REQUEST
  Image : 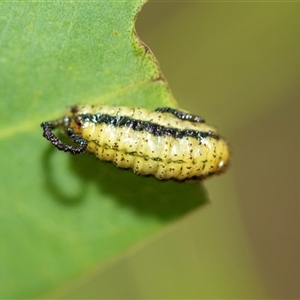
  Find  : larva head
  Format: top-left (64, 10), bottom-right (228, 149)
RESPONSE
top-left (63, 105), bottom-right (87, 134)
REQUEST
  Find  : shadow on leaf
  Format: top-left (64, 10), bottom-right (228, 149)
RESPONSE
top-left (42, 145), bottom-right (209, 220)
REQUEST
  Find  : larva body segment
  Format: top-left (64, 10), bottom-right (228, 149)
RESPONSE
top-left (41, 105), bottom-right (230, 180)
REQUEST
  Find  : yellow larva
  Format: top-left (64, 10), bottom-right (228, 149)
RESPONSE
top-left (41, 105), bottom-right (230, 180)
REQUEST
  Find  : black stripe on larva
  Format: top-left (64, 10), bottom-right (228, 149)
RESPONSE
top-left (154, 107), bottom-right (205, 123)
top-left (77, 113), bottom-right (220, 142)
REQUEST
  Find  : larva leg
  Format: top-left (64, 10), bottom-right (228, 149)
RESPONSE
top-left (41, 122), bottom-right (87, 155)
top-left (155, 107), bottom-right (205, 123)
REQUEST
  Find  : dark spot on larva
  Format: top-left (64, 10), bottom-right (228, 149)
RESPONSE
top-left (70, 105), bottom-right (79, 114)
top-left (153, 157), bottom-right (163, 162)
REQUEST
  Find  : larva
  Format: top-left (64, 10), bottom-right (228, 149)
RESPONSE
top-left (41, 105), bottom-right (230, 180)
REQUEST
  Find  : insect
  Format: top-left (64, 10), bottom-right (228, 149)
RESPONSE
top-left (41, 105), bottom-right (230, 180)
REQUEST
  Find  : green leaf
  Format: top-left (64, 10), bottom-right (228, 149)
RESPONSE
top-left (0, 1), bottom-right (206, 298)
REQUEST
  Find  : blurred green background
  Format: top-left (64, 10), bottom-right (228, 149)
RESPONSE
top-left (57, 2), bottom-right (300, 299)
top-left (136, 2), bottom-right (300, 298)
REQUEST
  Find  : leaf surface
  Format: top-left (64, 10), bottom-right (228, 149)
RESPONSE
top-left (0, 1), bottom-right (206, 297)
